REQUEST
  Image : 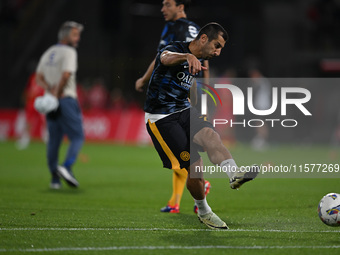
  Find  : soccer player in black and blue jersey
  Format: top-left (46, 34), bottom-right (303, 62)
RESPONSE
top-left (136, 0), bottom-right (210, 214)
top-left (136, 0), bottom-right (205, 93)
top-left (144, 23), bottom-right (259, 229)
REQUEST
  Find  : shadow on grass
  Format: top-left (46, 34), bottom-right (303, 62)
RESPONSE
top-left (42, 187), bottom-right (85, 195)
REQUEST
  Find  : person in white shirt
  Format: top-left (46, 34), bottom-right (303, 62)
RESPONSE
top-left (36, 21), bottom-right (84, 189)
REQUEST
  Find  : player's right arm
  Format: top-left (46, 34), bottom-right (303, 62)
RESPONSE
top-left (36, 73), bottom-right (50, 92)
top-left (160, 50), bottom-right (207, 75)
top-left (135, 58), bottom-right (156, 92)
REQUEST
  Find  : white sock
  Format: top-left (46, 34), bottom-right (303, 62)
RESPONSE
top-left (194, 197), bottom-right (212, 216)
top-left (220, 159), bottom-right (238, 178)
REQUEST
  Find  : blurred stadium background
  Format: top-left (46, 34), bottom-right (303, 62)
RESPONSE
top-left (1, 2), bottom-right (340, 253)
top-left (1, 0), bottom-right (340, 146)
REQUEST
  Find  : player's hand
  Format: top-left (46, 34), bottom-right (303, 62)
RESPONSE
top-left (186, 54), bottom-right (208, 75)
top-left (135, 77), bottom-right (146, 92)
top-left (49, 86), bottom-right (58, 98)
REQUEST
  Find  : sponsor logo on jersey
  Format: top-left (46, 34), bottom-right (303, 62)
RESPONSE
top-left (177, 72), bottom-right (194, 90)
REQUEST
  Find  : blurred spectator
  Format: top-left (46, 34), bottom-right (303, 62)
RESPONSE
top-left (87, 79), bottom-right (109, 111)
top-left (15, 72), bottom-right (45, 150)
top-left (213, 68), bottom-right (236, 144)
top-left (109, 87), bottom-right (128, 111)
top-left (76, 82), bottom-right (88, 110)
top-left (248, 68), bottom-right (271, 151)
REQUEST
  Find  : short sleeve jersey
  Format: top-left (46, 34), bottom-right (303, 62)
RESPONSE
top-left (144, 42), bottom-right (203, 114)
top-left (158, 18), bottom-right (200, 52)
top-left (36, 44), bottom-right (78, 98)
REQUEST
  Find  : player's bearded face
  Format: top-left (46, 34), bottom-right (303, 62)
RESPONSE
top-left (67, 28), bottom-right (81, 48)
top-left (201, 35), bottom-right (225, 60)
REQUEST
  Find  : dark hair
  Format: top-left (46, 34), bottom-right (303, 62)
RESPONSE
top-left (174, 0), bottom-right (191, 10)
top-left (196, 22), bottom-right (229, 42)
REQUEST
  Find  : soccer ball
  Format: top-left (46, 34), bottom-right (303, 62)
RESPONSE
top-left (318, 193), bottom-right (340, 226)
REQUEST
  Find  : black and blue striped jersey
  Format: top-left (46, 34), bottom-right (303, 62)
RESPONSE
top-left (144, 41), bottom-right (203, 114)
top-left (157, 18), bottom-right (200, 52)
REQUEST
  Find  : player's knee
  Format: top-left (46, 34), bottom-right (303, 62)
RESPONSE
top-left (76, 135), bottom-right (84, 146)
top-left (174, 168), bottom-right (188, 178)
top-left (70, 129), bottom-right (85, 142)
top-left (200, 128), bottom-right (222, 149)
top-left (79, 131), bottom-right (85, 141)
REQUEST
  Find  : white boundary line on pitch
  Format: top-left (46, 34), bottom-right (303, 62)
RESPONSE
top-left (1, 245), bottom-right (340, 252)
top-left (0, 227), bottom-right (340, 233)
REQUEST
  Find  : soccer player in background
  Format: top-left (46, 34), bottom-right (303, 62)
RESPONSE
top-left (16, 72), bottom-right (45, 150)
top-left (136, 0), bottom-right (210, 214)
top-left (144, 23), bottom-right (259, 229)
top-left (36, 21), bottom-right (84, 189)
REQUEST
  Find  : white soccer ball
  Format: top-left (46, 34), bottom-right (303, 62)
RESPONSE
top-left (318, 193), bottom-right (340, 227)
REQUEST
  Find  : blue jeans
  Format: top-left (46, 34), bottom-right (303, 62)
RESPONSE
top-left (46, 97), bottom-right (84, 175)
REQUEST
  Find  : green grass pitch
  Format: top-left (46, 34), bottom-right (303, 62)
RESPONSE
top-left (0, 141), bottom-right (340, 254)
